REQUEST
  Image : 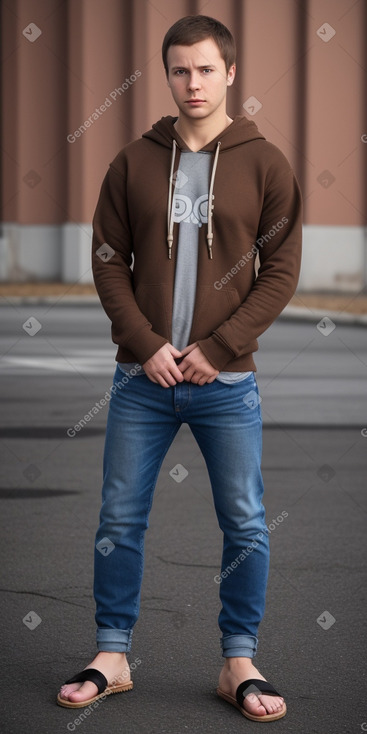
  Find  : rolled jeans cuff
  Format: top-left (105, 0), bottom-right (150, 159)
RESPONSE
top-left (221, 634), bottom-right (258, 658)
top-left (96, 627), bottom-right (133, 652)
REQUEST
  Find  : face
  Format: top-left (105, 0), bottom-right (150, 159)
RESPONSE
top-left (166, 37), bottom-right (236, 121)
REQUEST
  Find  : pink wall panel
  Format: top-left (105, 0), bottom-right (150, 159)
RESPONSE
top-left (1, 0), bottom-right (365, 226)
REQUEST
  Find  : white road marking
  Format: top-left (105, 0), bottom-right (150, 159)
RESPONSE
top-left (0, 353), bottom-right (116, 375)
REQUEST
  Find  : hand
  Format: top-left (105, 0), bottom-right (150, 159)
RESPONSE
top-left (142, 343), bottom-right (184, 388)
top-left (178, 343), bottom-right (219, 385)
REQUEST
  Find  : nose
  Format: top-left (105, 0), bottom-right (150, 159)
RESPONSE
top-left (188, 72), bottom-right (201, 91)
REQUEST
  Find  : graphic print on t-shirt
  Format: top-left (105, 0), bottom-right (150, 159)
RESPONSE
top-left (172, 192), bottom-right (208, 226)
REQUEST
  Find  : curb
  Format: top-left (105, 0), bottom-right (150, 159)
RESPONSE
top-left (279, 305), bottom-right (367, 326)
top-left (0, 295), bottom-right (100, 307)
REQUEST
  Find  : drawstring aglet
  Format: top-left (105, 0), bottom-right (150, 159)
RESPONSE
top-left (167, 234), bottom-right (173, 259)
top-left (207, 233), bottom-right (213, 259)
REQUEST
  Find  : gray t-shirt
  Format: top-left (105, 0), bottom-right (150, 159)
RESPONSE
top-left (120, 150), bottom-right (252, 384)
top-left (171, 152), bottom-right (210, 350)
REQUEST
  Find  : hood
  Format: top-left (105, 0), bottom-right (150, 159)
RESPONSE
top-left (142, 115), bottom-right (265, 260)
top-left (142, 114), bottom-right (265, 151)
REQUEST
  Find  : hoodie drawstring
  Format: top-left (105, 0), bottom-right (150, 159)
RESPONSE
top-left (206, 141), bottom-right (221, 259)
top-left (167, 139), bottom-right (178, 259)
top-left (166, 139), bottom-right (221, 260)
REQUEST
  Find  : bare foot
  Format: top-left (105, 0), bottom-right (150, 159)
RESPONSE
top-left (218, 657), bottom-right (285, 718)
top-left (59, 651), bottom-right (130, 704)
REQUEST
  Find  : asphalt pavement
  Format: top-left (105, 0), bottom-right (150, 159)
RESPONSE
top-left (0, 304), bottom-right (366, 734)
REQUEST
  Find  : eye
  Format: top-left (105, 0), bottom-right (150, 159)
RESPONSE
top-left (202, 68), bottom-right (213, 73)
top-left (174, 69), bottom-right (186, 75)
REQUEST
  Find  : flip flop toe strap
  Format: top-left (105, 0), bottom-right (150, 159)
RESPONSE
top-left (236, 678), bottom-right (282, 708)
top-left (64, 668), bottom-right (108, 695)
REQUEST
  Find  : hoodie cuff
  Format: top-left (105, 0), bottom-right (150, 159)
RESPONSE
top-left (123, 327), bottom-right (169, 365)
top-left (197, 335), bottom-right (234, 371)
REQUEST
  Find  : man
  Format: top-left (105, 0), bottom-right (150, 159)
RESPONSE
top-left (58, 15), bottom-right (302, 721)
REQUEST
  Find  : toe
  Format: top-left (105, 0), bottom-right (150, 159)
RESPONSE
top-left (243, 693), bottom-right (267, 717)
top-left (68, 681), bottom-right (99, 702)
top-left (65, 681), bottom-right (99, 703)
top-left (243, 693), bottom-right (285, 718)
top-left (258, 694), bottom-right (285, 715)
top-left (59, 683), bottom-right (81, 700)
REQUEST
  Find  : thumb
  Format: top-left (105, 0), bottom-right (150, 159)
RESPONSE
top-left (166, 343), bottom-right (182, 358)
top-left (180, 342), bottom-right (198, 356)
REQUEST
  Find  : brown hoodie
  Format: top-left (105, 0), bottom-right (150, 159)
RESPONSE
top-left (92, 114), bottom-right (302, 371)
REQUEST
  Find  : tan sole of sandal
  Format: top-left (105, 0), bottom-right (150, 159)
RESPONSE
top-left (57, 680), bottom-right (133, 709)
top-left (216, 687), bottom-right (287, 722)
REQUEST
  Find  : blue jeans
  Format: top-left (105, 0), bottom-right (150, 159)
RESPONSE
top-left (94, 366), bottom-right (269, 658)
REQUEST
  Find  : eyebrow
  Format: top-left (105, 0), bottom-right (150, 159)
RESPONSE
top-left (170, 64), bottom-right (216, 71)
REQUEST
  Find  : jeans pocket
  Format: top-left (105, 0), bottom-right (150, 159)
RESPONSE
top-left (241, 374), bottom-right (262, 416)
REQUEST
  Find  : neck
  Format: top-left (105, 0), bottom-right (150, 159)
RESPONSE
top-left (174, 110), bottom-right (233, 152)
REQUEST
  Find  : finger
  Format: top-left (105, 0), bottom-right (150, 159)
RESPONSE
top-left (162, 370), bottom-right (180, 387)
top-left (145, 369), bottom-right (172, 387)
top-left (194, 374), bottom-right (208, 385)
top-left (162, 353), bottom-right (185, 382)
top-left (180, 343), bottom-right (197, 357)
top-left (166, 344), bottom-right (183, 358)
top-left (152, 358), bottom-right (183, 383)
top-left (197, 375), bottom-right (209, 385)
top-left (168, 363), bottom-right (184, 382)
top-left (156, 374), bottom-right (174, 388)
top-left (177, 356), bottom-right (192, 373)
top-left (180, 366), bottom-right (195, 381)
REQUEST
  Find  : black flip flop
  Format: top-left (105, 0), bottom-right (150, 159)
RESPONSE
top-left (57, 667), bottom-right (133, 709)
top-left (217, 677), bottom-right (287, 721)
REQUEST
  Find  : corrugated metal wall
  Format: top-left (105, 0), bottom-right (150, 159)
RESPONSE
top-left (1, 0), bottom-right (366, 286)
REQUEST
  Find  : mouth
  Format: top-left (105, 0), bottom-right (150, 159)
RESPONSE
top-left (186, 99), bottom-right (205, 104)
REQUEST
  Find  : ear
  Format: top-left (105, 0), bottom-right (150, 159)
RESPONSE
top-left (227, 64), bottom-right (236, 86)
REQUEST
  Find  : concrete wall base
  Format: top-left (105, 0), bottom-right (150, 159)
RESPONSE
top-left (300, 225), bottom-right (366, 292)
top-left (61, 223), bottom-right (93, 283)
top-left (0, 223), bottom-right (93, 283)
top-left (0, 223), bottom-right (62, 281)
top-left (1, 223), bottom-right (366, 291)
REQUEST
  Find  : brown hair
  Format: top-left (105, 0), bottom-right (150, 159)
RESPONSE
top-left (162, 15), bottom-right (236, 76)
